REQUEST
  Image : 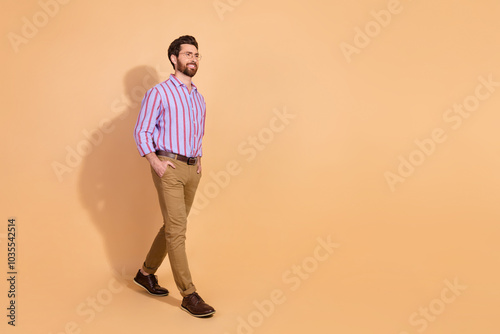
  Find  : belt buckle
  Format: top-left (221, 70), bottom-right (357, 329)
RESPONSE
top-left (187, 157), bottom-right (197, 165)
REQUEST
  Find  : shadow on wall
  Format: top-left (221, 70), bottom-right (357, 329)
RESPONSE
top-left (79, 65), bottom-right (164, 278)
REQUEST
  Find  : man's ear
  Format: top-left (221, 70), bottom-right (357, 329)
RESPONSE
top-left (170, 54), bottom-right (177, 68)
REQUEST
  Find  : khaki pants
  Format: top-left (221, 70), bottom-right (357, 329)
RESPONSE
top-left (142, 156), bottom-right (201, 297)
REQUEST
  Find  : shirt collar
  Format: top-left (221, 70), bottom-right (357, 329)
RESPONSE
top-left (170, 74), bottom-right (197, 91)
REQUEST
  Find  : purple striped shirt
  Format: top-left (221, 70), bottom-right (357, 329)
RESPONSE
top-left (134, 74), bottom-right (206, 157)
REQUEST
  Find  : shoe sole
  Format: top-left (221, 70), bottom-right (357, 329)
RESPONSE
top-left (181, 305), bottom-right (216, 318)
top-left (133, 279), bottom-right (169, 296)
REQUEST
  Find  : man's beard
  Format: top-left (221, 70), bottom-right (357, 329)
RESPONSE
top-left (180, 62), bottom-right (198, 77)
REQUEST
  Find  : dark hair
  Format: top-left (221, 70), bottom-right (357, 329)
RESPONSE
top-left (168, 35), bottom-right (198, 69)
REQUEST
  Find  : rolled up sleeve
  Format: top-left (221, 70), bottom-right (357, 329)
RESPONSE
top-left (133, 88), bottom-right (161, 156)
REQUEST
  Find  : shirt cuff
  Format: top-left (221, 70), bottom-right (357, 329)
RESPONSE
top-left (137, 143), bottom-right (155, 157)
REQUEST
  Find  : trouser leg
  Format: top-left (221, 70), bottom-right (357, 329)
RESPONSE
top-left (142, 224), bottom-right (167, 274)
top-left (143, 157), bottom-right (200, 296)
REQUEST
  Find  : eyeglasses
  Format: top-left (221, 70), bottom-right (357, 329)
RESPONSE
top-left (179, 52), bottom-right (202, 60)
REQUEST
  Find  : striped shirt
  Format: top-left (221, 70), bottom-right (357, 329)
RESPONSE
top-left (134, 74), bottom-right (206, 157)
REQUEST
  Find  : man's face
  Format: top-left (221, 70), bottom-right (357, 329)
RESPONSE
top-left (174, 44), bottom-right (199, 77)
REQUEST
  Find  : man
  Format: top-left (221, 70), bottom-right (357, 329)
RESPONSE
top-left (133, 35), bottom-right (215, 317)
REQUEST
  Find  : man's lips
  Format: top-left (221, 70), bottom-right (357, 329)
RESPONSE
top-left (187, 63), bottom-right (197, 69)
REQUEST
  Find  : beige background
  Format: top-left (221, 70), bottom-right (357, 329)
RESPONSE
top-left (2, 0), bottom-right (499, 333)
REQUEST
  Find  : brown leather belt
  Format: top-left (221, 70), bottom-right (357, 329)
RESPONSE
top-left (156, 150), bottom-right (197, 165)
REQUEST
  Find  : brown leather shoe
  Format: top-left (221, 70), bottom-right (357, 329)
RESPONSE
top-left (181, 292), bottom-right (216, 317)
top-left (133, 270), bottom-right (169, 296)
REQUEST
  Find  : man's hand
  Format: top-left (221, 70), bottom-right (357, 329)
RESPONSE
top-left (196, 156), bottom-right (202, 174)
top-left (145, 152), bottom-right (175, 177)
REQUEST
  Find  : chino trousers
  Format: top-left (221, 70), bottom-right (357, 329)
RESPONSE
top-left (142, 156), bottom-right (200, 297)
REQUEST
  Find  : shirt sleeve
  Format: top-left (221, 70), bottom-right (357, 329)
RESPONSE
top-left (133, 87), bottom-right (162, 156)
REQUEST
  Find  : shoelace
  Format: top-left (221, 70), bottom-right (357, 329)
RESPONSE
top-left (191, 292), bottom-right (204, 303)
top-left (148, 274), bottom-right (160, 287)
